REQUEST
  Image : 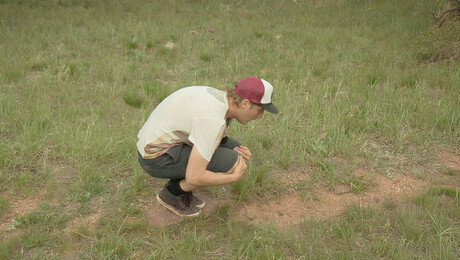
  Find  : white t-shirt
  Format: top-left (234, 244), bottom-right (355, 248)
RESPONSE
top-left (137, 86), bottom-right (229, 161)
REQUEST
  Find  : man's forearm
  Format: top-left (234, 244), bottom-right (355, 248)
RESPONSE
top-left (182, 146), bottom-right (245, 192)
top-left (180, 170), bottom-right (237, 191)
top-left (187, 169), bottom-right (237, 186)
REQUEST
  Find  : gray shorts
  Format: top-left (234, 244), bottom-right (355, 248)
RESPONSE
top-left (138, 137), bottom-right (241, 180)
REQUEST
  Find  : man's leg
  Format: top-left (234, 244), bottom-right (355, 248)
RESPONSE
top-left (138, 138), bottom-right (242, 216)
top-left (219, 136), bottom-right (241, 150)
top-left (138, 146), bottom-right (202, 217)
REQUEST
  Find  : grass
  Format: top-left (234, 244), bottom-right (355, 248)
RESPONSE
top-left (0, 0), bottom-right (459, 258)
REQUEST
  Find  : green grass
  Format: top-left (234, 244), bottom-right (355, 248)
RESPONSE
top-left (0, 0), bottom-right (459, 258)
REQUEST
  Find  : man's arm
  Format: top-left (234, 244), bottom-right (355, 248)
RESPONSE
top-left (180, 146), bottom-right (247, 192)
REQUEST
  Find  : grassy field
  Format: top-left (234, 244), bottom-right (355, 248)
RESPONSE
top-left (1, 0), bottom-right (459, 258)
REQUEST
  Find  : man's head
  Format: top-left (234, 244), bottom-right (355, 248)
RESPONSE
top-left (234, 77), bottom-right (279, 114)
top-left (226, 77), bottom-right (279, 124)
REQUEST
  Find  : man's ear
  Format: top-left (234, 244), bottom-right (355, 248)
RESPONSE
top-left (241, 99), bottom-right (250, 109)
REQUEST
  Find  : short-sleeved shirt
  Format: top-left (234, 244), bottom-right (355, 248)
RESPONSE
top-left (137, 86), bottom-right (229, 161)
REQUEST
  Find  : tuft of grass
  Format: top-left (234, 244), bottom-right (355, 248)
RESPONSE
top-left (395, 207), bottom-right (425, 241)
top-left (129, 170), bottom-right (147, 193)
top-left (20, 229), bottom-right (57, 249)
top-left (231, 164), bottom-right (273, 201)
top-left (339, 174), bottom-right (372, 193)
top-left (14, 203), bottom-right (69, 231)
top-left (427, 186), bottom-right (459, 198)
top-left (0, 197), bottom-right (8, 217)
top-left (127, 37), bottom-right (139, 50)
top-left (0, 238), bottom-right (16, 260)
top-left (382, 198), bottom-right (398, 210)
top-left (345, 203), bottom-right (378, 234)
top-left (444, 168), bottom-right (458, 176)
top-left (200, 53), bottom-right (214, 62)
top-left (122, 91), bottom-right (143, 108)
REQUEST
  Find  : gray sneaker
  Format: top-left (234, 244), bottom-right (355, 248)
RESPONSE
top-left (189, 192), bottom-right (205, 209)
top-left (157, 187), bottom-right (201, 217)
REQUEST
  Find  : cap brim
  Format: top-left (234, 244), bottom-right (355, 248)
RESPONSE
top-left (258, 103), bottom-right (279, 114)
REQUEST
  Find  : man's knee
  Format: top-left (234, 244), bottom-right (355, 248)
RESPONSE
top-left (206, 148), bottom-right (238, 173)
top-left (219, 137), bottom-right (241, 149)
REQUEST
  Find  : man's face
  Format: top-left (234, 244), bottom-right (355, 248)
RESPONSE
top-left (235, 100), bottom-right (264, 124)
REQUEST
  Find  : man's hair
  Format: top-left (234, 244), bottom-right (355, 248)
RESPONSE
top-left (226, 82), bottom-right (244, 106)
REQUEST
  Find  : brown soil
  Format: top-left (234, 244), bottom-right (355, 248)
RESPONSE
top-left (0, 194), bottom-right (43, 233)
top-left (62, 198), bottom-right (103, 235)
top-left (138, 170), bottom-right (432, 229)
top-left (231, 172), bottom-right (429, 228)
top-left (437, 149), bottom-right (460, 172)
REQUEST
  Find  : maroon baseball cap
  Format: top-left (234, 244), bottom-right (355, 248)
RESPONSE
top-left (235, 77), bottom-right (279, 114)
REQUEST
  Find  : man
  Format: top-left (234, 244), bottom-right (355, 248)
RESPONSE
top-left (137, 77), bottom-right (279, 217)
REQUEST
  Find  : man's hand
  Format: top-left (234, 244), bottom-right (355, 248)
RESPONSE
top-left (228, 155), bottom-right (247, 181)
top-left (233, 146), bottom-right (251, 163)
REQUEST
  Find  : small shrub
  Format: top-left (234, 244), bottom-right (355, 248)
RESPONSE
top-left (433, 0), bottom-right (460, 27)
top-left (417, 20), bottom-right (460, 62)
top-left (417, 0), bottom-right (460, 62)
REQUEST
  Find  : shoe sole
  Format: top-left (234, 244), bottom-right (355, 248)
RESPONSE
top-left (156, 194), bottom-right (201, 218)
top-left (195, 201), bottom-right (206, 209)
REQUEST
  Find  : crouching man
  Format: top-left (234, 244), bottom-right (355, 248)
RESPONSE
top-left (137, 77), bottom-right (279, 217)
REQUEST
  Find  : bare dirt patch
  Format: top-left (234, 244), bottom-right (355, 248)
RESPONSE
top-left (275, 166), bottom-right (313, 185)
top-left (140, 192), bottom-right (180, 226)
top-left (47, 158), bottom-right (78, 184)
top-left (141, 192), bottom-right (230, 226)
top-left (437, 149), bottom-right (460, 172)
top-left (0, 194), bottom-right (44, 234)
top-left (137, 168), bottom-right (434, 229)
top-left (63, 199), bottom-right (103, 235)
top-left (231, 172), bottom-right (430, 229)
top-left (435, 148), bottom-right (460, 187)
